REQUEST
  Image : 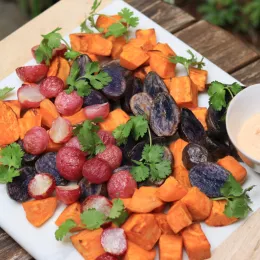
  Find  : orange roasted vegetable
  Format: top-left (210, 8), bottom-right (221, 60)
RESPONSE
top-left (182, 223), bottom-right (211, 260)
top-left (164, 79), bottom-right (172, 90)
top-left (123, 240), bottom-right (156, 260)
top-left (55, 202), bottom-right (85, 232)
top-left (108, 36), bottom-right (127, 59)
top-left (22, 197), bottom-right (57, 227)
top-left (189, 67), bottom-right (208, 92)
top-left (99, 108), bottom-right (130, 132)
top-left (205, 200), bottom-right (238, 227)
top-left (23, 108), bottom-right (41, 118)
top-left (156, 176), bottom-right (188, 202)
top-left (154, 213), bottom-right (174, 235)
top-left (46, 136), bottom-right (63, 152)
top-left (153, 43), bottom-right (176, 56)
top-left (134, 67), bottom-right (147, 81)
top-left (191, 107), bottom-right (208, 130)
top-left (0, 101), bottom-right (20, 146)
top-left (70, 33), bottom-right (91, 52)
top-left (217, 156), bottom-right (247, 184)
top-left (159, 234), bottom-right (183, 260)
top-left (47, 57), bottom-right (70, 84)
top-left (173, 166), bottom-right (191, 189)
top-left (128, 38), bottom-right (154, 52)
top-left (5, 100), bottom-right (21, 118)
top-left (96, 15), bottom-right (122, 33)
top-left (169, 76), bottom-right (198, 108)
top-left (47, 56), bottom-right (60, 77)
top-left (40, 99), bottom-right (59, 128)
top-left (63, 109), bottom-right (87, 125)
top-left (18, 115), bottom-right (42, 139)
top-left (127, 187), bottom-right (164, 213)
top-left (136, 28), bottom-right (157, 46)
top-left (122, 213), bottom-right (161, 251)
top-left (152, 204), bottom-right (165, 213)
top-left (167, 201), bottom-right (192, 234)
top-left (169, 139), bottom-right (188, 168)
top-left (71, 228), bottom-right (105, 260)
top-left (181, 187), bottom-right (213, 221)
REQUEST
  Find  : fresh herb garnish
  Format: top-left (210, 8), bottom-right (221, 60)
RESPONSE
top-left (66, 61), bottom-right (112, 97)
top-left (55, 219), bottom-right (77, 241)
top-left (213, 175), bottom-right (255, 218)
top-left (0, 143), bottom-right (24, 183)
top-left (169, 50), bottom-right (205, 73)
top-left (81, 208), bottom-right (106, 230)
top-left (208, 81), bottom-right (243, 111)
top-left (0, 87), bottom-right (14, 100)
top-left (80, 18), bottom-right (95, 33)
top-left (131, 144), bottom-right (172, 182)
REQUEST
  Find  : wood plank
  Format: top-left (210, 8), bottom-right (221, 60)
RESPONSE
top-left (175, 20), bottom-right (259, 73)
top-left (232, 59), bottom-right (260, 86)
top-left (0, 228), bottom-right (33, 260)
top-left (126, 0), bottom-right (195, 33)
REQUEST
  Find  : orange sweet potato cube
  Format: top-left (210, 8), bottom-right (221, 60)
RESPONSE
top-left (181, 187), bottom-right (212, 221)
top-left (189, 67), bottom-right (208, 92)
top-left (87, 34), bottom-right (112, 56)
top-left (182, 223), bottom-right (211, 260)
top-left (153, 43), bottom-right (176, 56)
top-left (205, 200), bottom-right (238, 227)
top-left (167, 201), bottom-right (192, 234)
top-left (96, 15), bottom-right (122, 33)
top-left (169, 76), bottom-right (198, 108)
top-left (217, 156), bottom-right (247, 184)
top-left (136, 28), bottom-right (157, 46)
top-left (169, 138), bottom-right (188, 168)
top-left (154, 213), bottom-right (174, 235)
top-left (164, 79), bottom-right (172, 90)
top-left (108, 36), bottom-right (127, 59)
top-left (173, 166), bottom-right (192, 189)
top-left (191, 107), bottom-right (208, 130)
top-left (69, 33), bottom-right (90, 52)
top-left (122, 213), bottom-right (161, 251)
top-left (156, 176), bottom-right (188, 202)
top-left (159, 234), bottom-right (183, 260)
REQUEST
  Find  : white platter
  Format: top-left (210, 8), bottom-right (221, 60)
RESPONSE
top-left (1, 1), bottom-right (260, 259)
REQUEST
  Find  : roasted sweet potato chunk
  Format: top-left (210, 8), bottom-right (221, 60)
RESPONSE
top-left (63, 109), bottom-right (86, 125)
top-left (96, 15), bottom-right (122, 33)
top-left (153, 43), bottom-right (176, 56)
top-left (169, 138), bottom-right (188, 168)
top-left (108, 36), bottom-right (127, 59)
top-left (191, 107), bottom-right (208, 130)
top-left (136, 28), bottom-right (157, 46)
top-left (189, 67), bottom-right (208, 92)
top-left (5, 100), bottom-right (21, 118)
top-left (18, 115), bottom-right (42, 139)
top-left (40, 99), bottom-right (59, 128)
top-left (173, 166), bottom-right (191, 189)
top-left (154, 213), bottom-right (174, 235)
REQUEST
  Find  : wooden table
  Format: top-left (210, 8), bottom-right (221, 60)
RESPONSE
top-left (1, 0), bottom-right (260, 259)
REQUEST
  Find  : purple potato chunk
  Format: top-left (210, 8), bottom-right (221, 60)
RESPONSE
top-left (17, 140), bottom-right (39, 166)
top-left (83, 90), bottom-right (108, 107)
top-left (35, 152), bottom-right (68, 186)
top-left (182, 143), bottom-right (211, 170)
top-left (73, 54), bottom-right (92, 78)
top-left (78, 178), bottom-right (107, 202)
top-left (189, 162), bottom-right (229, 197)
top-left (130, 92), bottom-right (153, 119)
top-left (7, 166), bottom-right (36, 202)
top-left (143, 71), bottom-right (168, 98)
top-left (121, 77), bottom-right (143, 113)
top-left (178, 108), bottom-right (206, 144)
top-left (150, 92), bottom-right (180, 136)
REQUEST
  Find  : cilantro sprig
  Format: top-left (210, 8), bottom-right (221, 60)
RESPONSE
top-left (213, 175), bottom-right (255, 219)
top-left (208, 81), bottom-right (243, 111)
top-left (0, 143), bottom-right (24, 183)
top-left (66, 61), bottom-right (112, 97)
top-left (55, 219), bottom-right (77, 241)
top-left (35, 28), bottom-right (80, 65)
top-left (131, 144), bottom-right (172, 182)
top-left (169, 50), bottom-right (205, 73)
top-left (0, 87), bottom-right (14, 100)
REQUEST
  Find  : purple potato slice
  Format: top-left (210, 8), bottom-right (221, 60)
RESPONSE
top-left (83, 90), bottom-right (108, 107)
top-left (130, 92), bottom-right (153, 119)
top-left (73, 54), bottom-right (92, 78)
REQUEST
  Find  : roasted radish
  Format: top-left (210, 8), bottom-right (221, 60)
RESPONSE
top-left (96, 253), bottom-right (118, 260)
top-left (56, 185), bottom-right (81, 205)
top-left (39, 76), bottom-right (64, 98)
top-left (31, 44), bottom-right (67, 61)
top-left (49, 117), bottom-right (72, 144)
top-left (28, 173), bottom-right (56, 200)
top-left (16, 64), bottom-right (49, 83)
top-left (17, 83), bottom-right (45, 108)
top-left (83, 102), bottom-right (110, 120)
top-left (97, 130), bottom-right (116, 146)
top-left (101, 228), bottom-right (127, 256)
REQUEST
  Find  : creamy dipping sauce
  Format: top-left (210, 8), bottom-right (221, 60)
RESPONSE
top-left (237, 113), bottom-right (260, 161)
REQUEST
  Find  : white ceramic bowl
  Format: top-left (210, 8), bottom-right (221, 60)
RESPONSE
top-left (226, 83), bottom-right (260, 172)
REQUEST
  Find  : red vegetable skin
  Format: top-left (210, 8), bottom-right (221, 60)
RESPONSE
top-left (49, 117), bottom-right (73, 144)
top-left (82, 158), bottom-right (112, 184)
top-left (56, 185), bottom-right (81, 205)
top-left (96, 253), bottom-right (118, 260)
top-left (101, 228), bottom-right (127, 256)
top-left (39, 76), bottom-right (64, 98)
top-left (84, 103), bottom-right (110, 120)
top-left (65, 136), bottom-right (88, 156)
top-left (96, 145), bottom-right (122, 170)
top-left (17, 84), bottom-right (45, 108)
top-left (23, 126), bottom-right (49, 155)
top-left (108, 170), bottom-right (137, 199)
top-left (16, 64), bottom-right (49, 83)
top-left (31, 44), bottom-right (67, 61)
top-left (55, 91), bottom-right (83, 116)
top-left (28, 173), bottom-right (56, 200)
top-left (97, 130), bottom-right (116, 146)
top-left (82, 195), bottom-right (112, 217)
top-left (56, 147), bottom-right (85, 181)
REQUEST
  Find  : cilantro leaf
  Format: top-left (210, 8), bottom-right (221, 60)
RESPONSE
top-left (105, 23), bottom-right (128, 38)
top-left (221, 174), bottom-right (243, 197)
top-left (118, 8), bottom-right (139, 27)
top-left (80, 19), bottom-right (94, 33)
top-left (230, 82), bottom-right (242, 95)
top-left (74, 80), bottom-right (92, 97)
top-left (112, 210), bottom-right (129, 227)
top-left (0, 166), bottom-right (20, 184)
top-left (109, 199), bottom-right (124, 219)
top-left (64, 50), bottom-right (81, 60)
top-left (131, 116), bottom-right (149, 141)
top-left (0, 87), bottom-right (14, 100)
top-left (91, 0), bottom-right (102, 14)
top-left (81, 208), bottom-right (106, 230)
top-left (131, 163), bottom-right (150, 182)
top-left (224, 197), bottom-right (251, 219)
top-left (43, 27), bottom-right (62, 49)
top-left (55, 219), bottom-right (77, 241)
top-left (142, 145), bottom-right (164, 164)
top-left (154, 160), bottom-right (172, 180)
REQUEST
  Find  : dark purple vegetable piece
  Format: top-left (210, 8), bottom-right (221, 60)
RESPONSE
top-left (78, 178), bottom-right (108, 202)
top-left (143, 71), bottom-right (168, 98)
top-left (182, 143), bottom-right (211, 170)
top-left (163, 146), bottom-right (173, 165)
top-left (189, 162), bottom-right (229, 198)
top-left (7, 166), bottom-right (36, 202)
top-left (82, 90), bottom-right (108, 107)
top-left (113, 165), bottom-right (132, 173)
top-left (73, 54), bottom-right (92, 78)
top-left (17, 140), bottom-right (39, 165)
top-left (150, 92), bottom-right (180, 137)
top-left (130, 92), bottom-right (153, 118)
top-left (178, 108), bottom-right (206, 144)
top-left (121, 77), bottom-right (143, 113)
top-left (35, 152), bottom-right (68, 186)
